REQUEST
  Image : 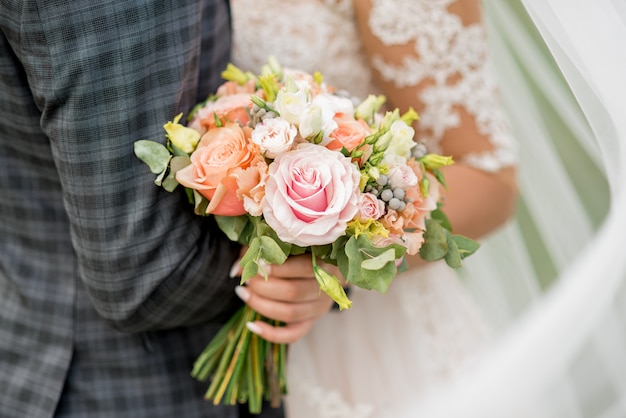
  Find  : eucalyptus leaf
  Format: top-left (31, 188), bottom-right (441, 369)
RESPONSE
top-left (162, 158), bottom-right (189, 192)
top-left (134, 140), bottom-right (172, 174)
top-left (450, 235), bottom-right (481, 259)
top-left (154, 168), bottom-right (167, 187)
top-left (241, 261), bottom-right (259, 283)
top-left (193, 190), bottom-right (210, 216)
top-left (330, 236), bottom-right (350, 260)
top-left (430, 208), bottom-right (452, 232)
top-left (259, 236), bottom-right (288, 265)
top-left (161, 174), bottom-right (179, 192)
top-left (419, 220), bottom-right (448, 261)
top-left (241, 237), bottom-right (261, 267)
top-left (257, 222), bottom-right (291, 256)
top-left (361, 248), bottom-right (396, 270)
top-left (215, 215), bottom-right (252, 242)
top-left (432, 168), bottom-right (447, 189)
top-left (444, 236), bottom-right (462, 268)
top-left (340, 235), bottom-right (404, 294)
top-left (240, 237), bottom-right (264, 282)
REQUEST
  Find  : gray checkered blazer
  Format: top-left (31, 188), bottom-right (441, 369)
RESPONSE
top-left (0, 1), bottom-right (283, 417)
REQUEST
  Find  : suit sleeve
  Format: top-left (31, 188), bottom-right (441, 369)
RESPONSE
top-left (14, 0), bottom-right (242, 333)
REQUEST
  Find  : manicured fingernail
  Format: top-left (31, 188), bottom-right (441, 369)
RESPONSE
top-left (234, 285), bottom-right (250, 302)
top-left (230, 260), bottom-right (242, 278)
top-left (246, 321), bottom-right (262, 336)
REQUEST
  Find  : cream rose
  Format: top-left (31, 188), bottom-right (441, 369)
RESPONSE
top-left (262, 143), bottom-right (361, 246)
top-left (251, 118), bottom-right (297, 159)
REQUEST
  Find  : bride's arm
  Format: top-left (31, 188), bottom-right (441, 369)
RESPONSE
top-left (353, 0), bottom-right (518, 267)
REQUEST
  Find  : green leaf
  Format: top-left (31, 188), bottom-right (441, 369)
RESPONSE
top-left (444, 236), bottom-right (462, 268)
top-left (259, 236), bottom-right (288, 265)
top-left (430, 208), bottom-right (452, 232)
top-left (339, 235), bottom-right (404, 294)
top-left (256, 222), bottom-right (291, 256)
top-left (419, 219), bottom-right (448, 261)
top-left (450, 234), bottom-right (481, 259)
top-left (161, 156), bottom-right (190, 192)
top-left (134, 140), bottom-right (172, 174)
top-left (432, 168), bottom-right (447, 189)
top-left (154, 167), bottom-right (167, 187)
top-left (241, 237), bottom-right (261, 282)
top-left (330, 236), bottom-right (350, 260)
top-left (360, 248), bottom-right (396, 270)
top-left (215, 215), bottom-right (252, 242)
top-left (192, 190), bottom-right (210, 216)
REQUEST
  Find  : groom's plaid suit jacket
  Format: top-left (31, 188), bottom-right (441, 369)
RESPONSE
top-left (0, 1), bottom-right (281, 417)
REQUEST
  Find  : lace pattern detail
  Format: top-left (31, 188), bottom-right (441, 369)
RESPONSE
top-left (232, 0), bottom-right (515, 172)
top-left (232, 0), bottom-right (374, 101)
top-left (287, 379), bottom-right (374, 418)
top-left (369, 0), bottom-right (517, 172)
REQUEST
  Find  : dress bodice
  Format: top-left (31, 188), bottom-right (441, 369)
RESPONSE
top-left (231, 0), bottom-right (517, 173)
top-left (232, 0), bottom-right (373, 100)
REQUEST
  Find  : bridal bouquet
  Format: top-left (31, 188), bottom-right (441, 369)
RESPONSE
top-left (134, 57), bottom-right (479, 414)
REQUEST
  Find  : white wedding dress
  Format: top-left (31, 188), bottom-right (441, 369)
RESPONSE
top-left (231, 1), bottom-right (517, 417)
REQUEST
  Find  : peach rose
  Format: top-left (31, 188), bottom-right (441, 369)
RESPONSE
top-left (233, 155), bottom-right (269, 217)
top-left (216, 79), bottom-right (258, 96)
top-left (189, 94), bottom-right (252, 134)
top-left (326, 113), bottom-right (371, 152)
top-left (176, 123), bottom-right (258, 216)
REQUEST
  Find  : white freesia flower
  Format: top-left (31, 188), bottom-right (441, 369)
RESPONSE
top-left (298, 105), bottom-right (323, 140)
top-left (309, 93), bottom-right (355, 145)
top-left (386, 120), bottom-right (416, 157)
top-left (274, 77), bottom-right (311, 125)
top-left (313, 93), bottom-right (355, 116)
top-left (251, 118), bottom-right (297, 159)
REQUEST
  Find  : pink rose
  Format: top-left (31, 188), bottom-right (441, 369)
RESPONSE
top-left (357, 192), bottom-right (385, 220)
top-left (262, 143), bottom-right (361, 247)
top-left (176, 123), bottom-right (258, 216)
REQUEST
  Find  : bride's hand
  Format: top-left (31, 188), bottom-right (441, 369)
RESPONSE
top-left (233, 254), bottom-right (335, 344)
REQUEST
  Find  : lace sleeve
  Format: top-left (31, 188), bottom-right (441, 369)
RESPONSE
top-left (354, 0), bottom-right (517, 173)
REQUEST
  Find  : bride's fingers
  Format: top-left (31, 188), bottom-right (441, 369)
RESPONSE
top-left (235, 285), bottom-right (333, 324)
top-left (246, 319), bottom-right (315, 344)
top-left (245, 275), bottom-right (321, 302)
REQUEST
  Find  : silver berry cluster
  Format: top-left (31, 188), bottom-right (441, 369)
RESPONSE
top-left (248, 102), bottom-right (278, 128)
top-left (411, 141), bottom-right (428, 159)
top-left (364, 174), bottom-right (409, 212)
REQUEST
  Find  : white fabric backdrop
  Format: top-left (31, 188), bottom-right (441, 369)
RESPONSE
top-left (404, 0), bottom-right (626, 416)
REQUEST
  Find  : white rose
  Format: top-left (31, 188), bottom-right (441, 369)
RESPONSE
top-left (387, 164), bottom-right (418, 189)
top-left (251, 118), bottom-right (297, 159)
